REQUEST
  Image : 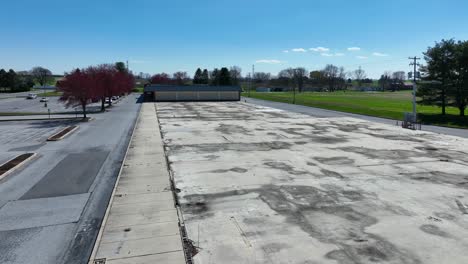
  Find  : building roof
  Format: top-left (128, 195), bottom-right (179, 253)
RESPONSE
top-left (144, 85), bottom-right (241, 92)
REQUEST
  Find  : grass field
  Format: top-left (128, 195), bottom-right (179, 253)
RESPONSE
top-left (36, 90), bottom-right (62, 97)
top-left (244, 91), bottom-right (467, 128)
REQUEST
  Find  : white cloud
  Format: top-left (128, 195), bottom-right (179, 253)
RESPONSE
top-left (310, 46), bottom-right (329, 52)
top-left (356, 56), bottom-right (368, 59)
top-left (320, 52), bottom-right (345, 57)
top-left (282, 50), bottom-right (289, 53)
top-left (372, 52), bottom-right (389, 57)
top-left (255, 59), bottom-right (283, 64)
top-left (291, 48), bottom-right (307, 52)
top-left (347, 47), bottom-right (361, 51)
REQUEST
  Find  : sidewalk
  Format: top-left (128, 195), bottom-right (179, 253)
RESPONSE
top-left (89, 103), bottom-right (185, 264)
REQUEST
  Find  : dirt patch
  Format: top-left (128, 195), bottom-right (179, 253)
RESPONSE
top-left (0, 153), bottom-right (35, 177)
top-left (47, 125), bottom-right (77, 141)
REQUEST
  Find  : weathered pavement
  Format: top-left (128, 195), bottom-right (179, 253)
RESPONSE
top-left (243, 97), bottom-right (468, 139)
top-left (157, 101), bottom-right (468, 264)
top-left (0, 94), bottom-right (141, 264)
top-left (91, 102), bottom-right (185, 263)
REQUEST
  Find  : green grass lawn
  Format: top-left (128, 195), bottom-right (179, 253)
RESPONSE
top-left (244, 91), bottom-right (467, 128)
top-left (36, 90), bottom-right (62, 97)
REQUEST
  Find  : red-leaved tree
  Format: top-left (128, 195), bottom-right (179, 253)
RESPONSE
top-left (58, 69), bottom-right (96, 118)
top-left (150, 73), bottom-right (173, 84)
top-left (58, 64), bottom-right (135, 116)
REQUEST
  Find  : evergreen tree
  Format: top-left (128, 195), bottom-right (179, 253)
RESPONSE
top-left (418, 39), bottom-right (457, 115)
top-left (201, 69), bottom-right (209, 84)
top-left (210, 68), bottom-right (220, 85)
top-left (219, 67), bottom-right (232, 86)
top-left (193, 68), bottom-right (202, 84)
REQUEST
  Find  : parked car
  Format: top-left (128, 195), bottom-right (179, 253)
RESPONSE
top-left (40, 97), bottom-right (48, 102)
top-left (111, 96), bottom-right (118, 100)
top-left (27, 93), bottom-right (37, 99)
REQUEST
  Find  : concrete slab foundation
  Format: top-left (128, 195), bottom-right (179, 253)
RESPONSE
top-left (157, 102), bottom-right (468, 264)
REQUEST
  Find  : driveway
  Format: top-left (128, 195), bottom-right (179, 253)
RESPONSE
top-left (0, 94), bottom-right (141, 264)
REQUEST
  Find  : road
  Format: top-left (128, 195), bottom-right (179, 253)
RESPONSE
top-left (243, 97), bottom-right (467, 138)
top-left (0, 94), bottom-right (141, 264)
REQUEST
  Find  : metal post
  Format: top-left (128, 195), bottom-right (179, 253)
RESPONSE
top-left (48, 109), bottom-right (50, 119)
top-left (409, 56), bottom-right (420, 123)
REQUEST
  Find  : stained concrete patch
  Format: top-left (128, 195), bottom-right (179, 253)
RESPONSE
top-left (20, 150), bottom-right (109, 200)
top-left (0, 193), bottom-right (89, 231)
top-left (420, 224), bottom-right (451, 238)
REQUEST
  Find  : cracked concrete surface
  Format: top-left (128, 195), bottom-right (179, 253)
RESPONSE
top-left (156, 102), bottom-right (468, 264)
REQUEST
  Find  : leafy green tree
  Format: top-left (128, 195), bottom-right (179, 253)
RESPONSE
top-left (418, 39), bottom-right (457, 115)
top-left (193, 68), bottom-right (202, 84)
top-left (5, 69), bottom-right (17, 89)
top-left (115, 62), bottom-right (127, 72)
top-left (452, 40), bottom-right (468, 116)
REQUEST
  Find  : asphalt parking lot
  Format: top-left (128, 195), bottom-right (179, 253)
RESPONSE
top-left (157, 102), bottom-right (468, 264)
top-left (0, 94), bottom-right (141, 264)
top-left (0, 96), bottom-right (101, 113)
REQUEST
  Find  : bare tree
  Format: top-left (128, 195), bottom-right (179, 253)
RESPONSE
top-left (31, 66), bottom-right (52, 87)
top-left (321, 64), bottom-right (339, 92)
top-left (173, 71), bottom-right (188, 85)
top-left (253, 72), bottom-right (271, 83)
top-left (229, 66), bottom-right (242, 85)
top-left (378, 71), bottom-right (392, 91)
top-left (278, 68), bottom-right (295, 79)
top-left (392, 71), bottom-right (406, 81)
top-left (353, 66), bottom-right (366, 87)
top-left (293, 67), bottom-right (307, 92)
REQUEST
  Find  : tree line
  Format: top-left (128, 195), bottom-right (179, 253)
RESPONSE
top-left (150, 66), bottom-right (242, 86)
top-left (418, 39), bottom-right (468, 116)
top-left (57, 62), bottom-right (134, 118)
top-left (146, 65), bottom-right (411, 93)
top-left (0, 67), bottom-right (53, 92)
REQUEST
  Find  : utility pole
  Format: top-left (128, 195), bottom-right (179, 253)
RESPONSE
top-left (126, 60), bottom-right (129, 71)
top-left (408, 56), bottom-right (420, 123)
top-left (251, 64), bottom-right (255, 96)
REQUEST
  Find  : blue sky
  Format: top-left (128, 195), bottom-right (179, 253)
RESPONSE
top-left (1, 0), bottom-right (468, 78)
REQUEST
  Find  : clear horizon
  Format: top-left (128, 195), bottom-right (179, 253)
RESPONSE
top-left (2, 0), bottom-right (468, 78)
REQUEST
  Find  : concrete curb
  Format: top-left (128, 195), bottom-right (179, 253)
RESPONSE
top-left (0, 117), bottom-right (80, 122)
top-left (47, 126), bottom-right (79, 141)
top-left (0, 153), bottom-right (38, 181)
top-left (87, 104), bottom-right (141, 264)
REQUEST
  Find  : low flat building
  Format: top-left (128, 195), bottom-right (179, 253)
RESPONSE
top-left (144, 85), bottom-right (241, 101)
